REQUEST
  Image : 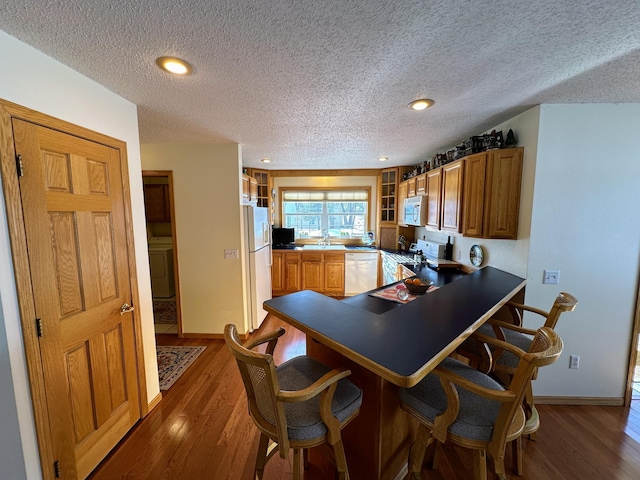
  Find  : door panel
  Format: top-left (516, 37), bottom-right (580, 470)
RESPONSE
top-left (13, 118), bottom-right (140, 479)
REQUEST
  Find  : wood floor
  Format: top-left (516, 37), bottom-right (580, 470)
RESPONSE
top-left (89, 315), bottom-right (640, 480)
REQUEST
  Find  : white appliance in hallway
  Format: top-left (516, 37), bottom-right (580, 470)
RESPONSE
top-left (148, 236), bottom-right (175, 298)
top-left (243, 206), bottom-right (272, 331)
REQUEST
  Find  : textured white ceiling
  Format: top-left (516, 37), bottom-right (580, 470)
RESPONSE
top-left (1, 1), bottom-right (639, 169)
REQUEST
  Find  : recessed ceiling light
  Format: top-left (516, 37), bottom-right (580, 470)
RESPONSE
top-left (156, 56), bottom-right (193, 75)
top-left (261, 158), bottom-right (271, 163)
top-left (408, 99), bottom-right (434, 111)
top-left (378, 156), bottom-right (389, 162)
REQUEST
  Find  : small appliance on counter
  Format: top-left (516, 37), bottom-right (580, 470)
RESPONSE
top-left (416, 239), bottom-right (461, 271)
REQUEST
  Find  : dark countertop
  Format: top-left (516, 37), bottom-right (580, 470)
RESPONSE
top-left (264, 266), bottom-right (526, 388)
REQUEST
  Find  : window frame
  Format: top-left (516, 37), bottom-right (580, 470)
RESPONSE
top-left (280, 186), bottom-right (373, 240)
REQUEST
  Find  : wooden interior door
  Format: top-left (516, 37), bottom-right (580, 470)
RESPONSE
top-left (13, 119), bottom-right (140, 479)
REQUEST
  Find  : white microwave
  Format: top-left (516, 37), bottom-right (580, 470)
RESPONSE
top-left (403, 196), bottom-right (428, 226)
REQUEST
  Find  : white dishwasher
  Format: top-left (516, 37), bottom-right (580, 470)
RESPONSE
top-left (344, 252), bottom-right (379, 296)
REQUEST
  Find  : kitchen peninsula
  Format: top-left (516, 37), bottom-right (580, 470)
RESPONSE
top-left (264, 266), bottom-right (525, 480)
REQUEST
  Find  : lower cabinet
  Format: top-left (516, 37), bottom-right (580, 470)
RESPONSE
top-left (272, 251), bottom-right (344, 296)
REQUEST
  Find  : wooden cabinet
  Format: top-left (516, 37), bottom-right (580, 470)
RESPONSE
top-left (416, 173), bottom-right (426, 196)
top-left (324, 254), bottom-right (345, 294)
top-left (462, 148), bottom-right (523, 239)
top-left (397, 181), bottom-right (408, 226)
top-left (272, 251), bottom-right (344, 296)
top-left (241, 174), bottom-right (258, 204)
top-left (425, 168), bottom-right (442, 229)
top-left (302, 253), bottom-right (324, 292)
top-left (249, 168), bottom-right (270, 208)
top-left (143, 184), bottom-right (170, 222)
top-left (271, 251), bottom-right (284, 295)
top-left (407, 177), bottom-right (416, 197)
top-left (441, 160), bottom-right (464, 233)
top-left (380, 168), bottom-right (398, 224)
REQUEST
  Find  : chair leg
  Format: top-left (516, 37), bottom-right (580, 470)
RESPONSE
top-left (303, 448), bottom-right (309, 470)
top-left (472, 449), bottom-right (487, 480)
top-left (332, 438), bottom-right (350, 480)
top-left (512, 436), bottom-right (523, 476)
top-left (493, 456), bottom-right (507, 480)
top-left (293, 448), bottom-right (302, 480)
top-left (408, 423), bottom-right (432, 478)
top-left (254, 433), bottom-right (270, 480)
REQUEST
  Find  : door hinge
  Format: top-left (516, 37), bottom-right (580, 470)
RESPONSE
top-left (54, 460), bottom-right (61, 478)
top-left (36, 318), bottom-right (43, 337)
top-left (15, 154), bottom-right (24, 177)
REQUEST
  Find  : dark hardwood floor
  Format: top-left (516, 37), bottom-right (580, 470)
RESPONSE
top-left (89, 315), bottom-right (640, 479)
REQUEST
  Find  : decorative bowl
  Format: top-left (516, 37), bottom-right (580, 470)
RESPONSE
top-left (403, 278), bottom-right (433, 294)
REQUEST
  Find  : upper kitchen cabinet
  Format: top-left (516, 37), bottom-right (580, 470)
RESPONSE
top-left (406, 177), bottom-right (416, 197)
top-left (379, 167), bottom-right (398, 224)
top-left (397, 180), bottom-right (408, 226)
top-left (248, 168), bottom-right (270, 208)
top-left (242, 173), bottom-right (258, 204)
top-left (415, 173), bottom-right (427, 196)
top-left (462, 148), bottom-right (523, 239)
top-left (425, 168), bottom-right (442, 229)
top-left (441, 160), bottom-right (464, 233)
top-left (143, 183), bottom-right (170, 222)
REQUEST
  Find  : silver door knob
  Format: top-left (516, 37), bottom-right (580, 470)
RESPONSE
top-left (120, 303), bottom-right (135, 315)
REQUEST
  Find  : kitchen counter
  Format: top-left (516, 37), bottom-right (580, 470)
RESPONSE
top-left (264, 266), bottom-right (525, 387)
top-left (272, 244), bottom-right (378, 251)
top-left (263, 266), bottom-right (525, 480)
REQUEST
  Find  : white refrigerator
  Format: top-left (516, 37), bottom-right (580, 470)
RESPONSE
top-left (243, 206), bottom-right (272, 331)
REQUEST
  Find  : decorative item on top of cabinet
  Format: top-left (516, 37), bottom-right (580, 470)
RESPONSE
top-left (143, 183), bottom-right (170, 222)
top-left (441, 159), bottom-right (464, 233)
top-left (462, 148), bottom-right (523, 239)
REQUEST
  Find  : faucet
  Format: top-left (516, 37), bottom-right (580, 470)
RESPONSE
top-left (322, 229), bottom-right (331, 246)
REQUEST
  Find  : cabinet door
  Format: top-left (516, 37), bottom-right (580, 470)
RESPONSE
top-left (426, 168), bottom-right (442, 229)
top-left (483, 148), bottom-right (523, 239)
top-left (271, 252), bottom-right (284, 295)
top-left (302, 254), bottom-right (324, 292)
top-left (284, 253), bottom-right (301, 293)
top-left (250, 169), bottom-right (270, 208)
top-left (250, 177), bottom-right (258, 202)
top-left (416, 174), bottom-right (426, 196)
top-left (441, 160), bottom-right (464, 233)
top-left (241, 175), bottom-right (250, 202)
top-left (407, 178), bottom-right (416, 197)
top-left (143, 184), bottom-right (169, 222)
top-left (397, 182), bottom-right (408, 225)
top-left (462, 153), bottom-right (487, 237)
top-left (380, 168), bottom-right (398, 224)
top-left (324, 254), bottom-right (345, 295)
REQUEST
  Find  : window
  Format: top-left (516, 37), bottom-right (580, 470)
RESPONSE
top-left (282, 188), bottom-right (369, 239)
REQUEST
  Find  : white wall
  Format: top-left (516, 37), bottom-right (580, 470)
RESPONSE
top-left (140, 144), bottom-right (248, 334)
top-left (526, 104), bottom-right (640, 400)
top-left (0, 29), bottom-right (158, 478)
top-left (417, 107), bottom-right (541, 278)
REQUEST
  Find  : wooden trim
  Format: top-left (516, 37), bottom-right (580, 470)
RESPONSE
top-left (0, 98), bottom-right (148, 473)
top-left (270, 169), bottom-right (380, 177)
top-left (146, 392), bottom-right (163, 413)
top-left (624, 271), bottom-right (640, 406)
top-left (534, 396), bottom-right (624, 406)
top-left (142, 170), bottom-right (183, 338)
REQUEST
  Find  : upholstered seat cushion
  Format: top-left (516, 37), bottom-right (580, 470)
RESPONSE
top-left (400, 357), bottom-right (505, 442)
top-left (476, 324), bottom-right (532, 369)
top-left (276, 356), bottom-right (363, 442)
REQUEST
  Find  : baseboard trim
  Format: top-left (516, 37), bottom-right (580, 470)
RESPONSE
top-left (534, 396), bottom-right (624, 406)
top-left (145, 392), bottom-right (163, 416)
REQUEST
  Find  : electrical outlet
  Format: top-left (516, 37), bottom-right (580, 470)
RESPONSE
top-left (569, 355), bottom-right (580, 369)
top-left (224, 249), bottom-right (238, 259)
top-left (543, 269), bottom-right (560, 284)
top-left (456, 249), bottom-right (461, 260)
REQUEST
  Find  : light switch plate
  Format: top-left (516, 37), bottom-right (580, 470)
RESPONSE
top-left (224, 249), bottom-right (238, 259)
top-left (543, 269), bottom-right (560, 284)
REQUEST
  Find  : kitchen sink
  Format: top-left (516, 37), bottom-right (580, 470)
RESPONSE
top-left (302, 245), bottom-right (346, 250)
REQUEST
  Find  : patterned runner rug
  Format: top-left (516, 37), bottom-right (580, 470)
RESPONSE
top-left (156, 346), bottom-right (206, 390)
top-left (153, 300), bottom-right (177, 324)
